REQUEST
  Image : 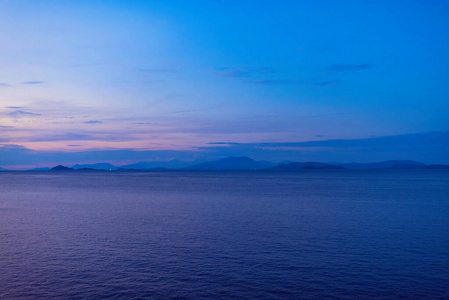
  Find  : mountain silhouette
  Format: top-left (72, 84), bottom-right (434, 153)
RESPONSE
top-left (50, 165), bottom-right (74, 171)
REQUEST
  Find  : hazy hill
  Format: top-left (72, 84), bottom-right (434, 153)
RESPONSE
top-left (184, 156), bottom-right (275, 170)
top-left (50, 165), bottom-right (74, 171)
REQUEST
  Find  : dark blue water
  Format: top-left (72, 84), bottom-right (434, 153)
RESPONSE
top-left (1, 170), bottom-right (448, 299)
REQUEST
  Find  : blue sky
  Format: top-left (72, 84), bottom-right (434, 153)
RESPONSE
top-left (0, 0), bottom-right (448, 168)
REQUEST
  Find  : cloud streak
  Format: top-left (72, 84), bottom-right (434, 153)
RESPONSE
top-left (22, 81), bottom-right (45, 85)
top-left (214, 67), bottom-right (339, 88)
top-left (213, 67), bottom-right (276, 78)
top-left (138, 68), bottom-right (178, 73)
top-left (27, 132), bottom-right (137, 142)
top-left (210, 131), bottom-right (449, 149)
top-left (162, 106), bottom-right (218, 115)
top-left (7, 110), bottom-right (41, 117)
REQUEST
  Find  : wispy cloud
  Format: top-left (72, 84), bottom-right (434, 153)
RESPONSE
top-left (7, 110), bottom-right (41, 117)
top-left (328, 64), bottom-right (373, 72)
top-left (214, 67), bottom-right (338, 88)
top-left (207, 131), bottom-right (449, 149)
top-left (0, 83), bottom-right (11, 87)
top-left (162, 106), bottom-right (217, 115)
top-left (26, 131), bottom-right (138, 143)
top-left (138, 68), bottom-right (178, 73)
top-left (6, 106), bottom-right (23, 109)
top-left (248, 79), bottom-right (339, 87)
top-left (132, 122), bottom-right (153, 125)
top-left (69, 62), bottom-right (105, 68)
top-left (207, 142), bottom-right (240, 145)
top-left (213, 67), bottom-right (276, 78)
top-left (84, 120), bottom-right (103, 124)
top-left (163, 109), bottom-right (197, 115)
top-left (22, 81), bottom-right (45, 85)
top-left (29, 132), bottom-right (94, 142)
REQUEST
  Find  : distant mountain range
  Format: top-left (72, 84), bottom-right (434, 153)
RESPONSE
top-left (1, 157), bottom-right (449, 171)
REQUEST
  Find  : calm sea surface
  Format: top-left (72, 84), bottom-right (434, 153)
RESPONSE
top-left (0, 170), bottom-right (448, 299)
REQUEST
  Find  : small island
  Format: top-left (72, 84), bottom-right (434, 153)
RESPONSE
top-left (50, 165), bottom-right (74, 171)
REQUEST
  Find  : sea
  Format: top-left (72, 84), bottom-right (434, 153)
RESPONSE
top-left (0, 170), bottom-right (448, 299)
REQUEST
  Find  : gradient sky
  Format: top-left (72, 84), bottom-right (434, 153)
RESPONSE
top-left (1, 0), bottom-right (448, 169)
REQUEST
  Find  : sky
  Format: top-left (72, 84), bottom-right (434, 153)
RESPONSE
top-left (0, 0), bottom-right (448, 169)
